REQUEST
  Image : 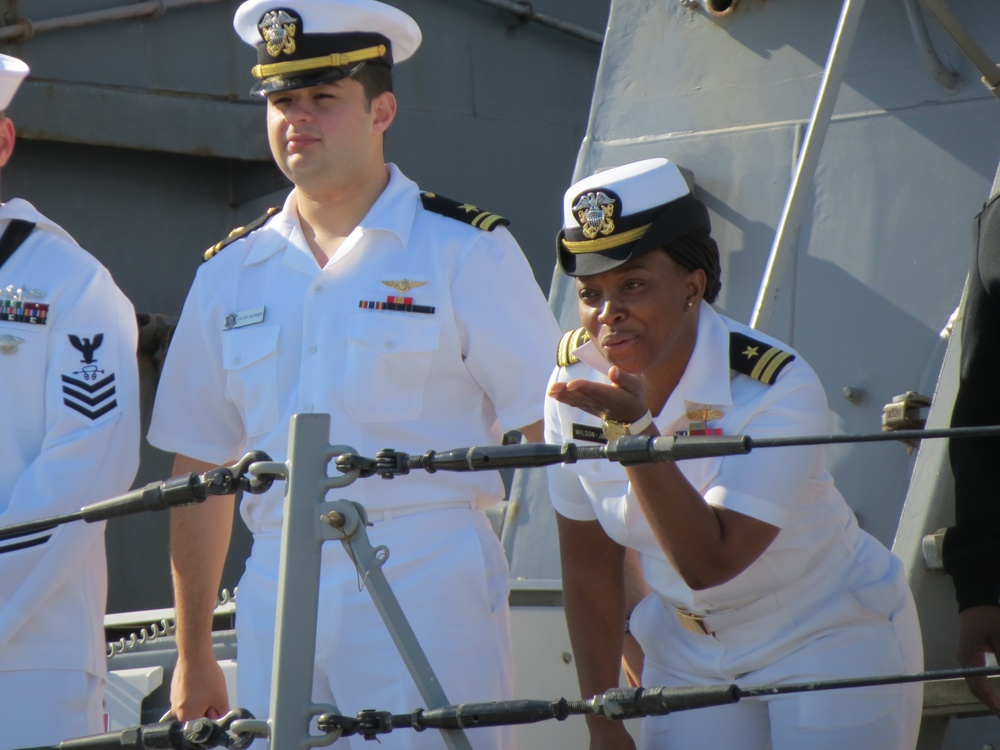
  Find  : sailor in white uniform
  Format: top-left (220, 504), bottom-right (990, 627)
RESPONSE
top-left (0, 54), bottom-right (140, 748)
top-left (147, 2), bottom-right (560, 747)
top-left (545, 158), bottom-right (923, 749)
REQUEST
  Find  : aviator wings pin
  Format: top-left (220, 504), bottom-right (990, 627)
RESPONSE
top-left (686, 405), bottom-right (724, 436)
top-left (382, 279), bottom-right (427, 294)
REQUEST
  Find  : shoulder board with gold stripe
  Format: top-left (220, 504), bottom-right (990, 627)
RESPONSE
top-left (203, 206), bottom-right (281, 262)
top-left (420, 192), bottom-right (510, 232)
top-left (557, 327), bottom-right (591, 367)
top-left (729, 331), bottom-right (795, 385)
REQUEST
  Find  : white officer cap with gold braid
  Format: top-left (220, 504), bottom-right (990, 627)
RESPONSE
top-left (234, 0), bottom-right (421, 96)
top-left (557, 157), bottom-right (711, 277)
top-left (0, 54), bottom-right (29, 111)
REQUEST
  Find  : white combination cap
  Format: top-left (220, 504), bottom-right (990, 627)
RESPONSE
top-left (557, 157), bottom-right (711, 277)
top-left (234, 0), bottom-right (421, 94)
top-left (0, 54), bottom-right (29, 111)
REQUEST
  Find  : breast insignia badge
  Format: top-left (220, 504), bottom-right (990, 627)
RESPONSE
top-left (0, 334), bottom-right (23, 354)
top-left (2, 285), bottom-right (45, 300)
top-left (686, 406), bottom-right (723, 422)
top-left (686, 406), bottom-right (724, 436)
top-left (382, 279), bottom-right (427, 294)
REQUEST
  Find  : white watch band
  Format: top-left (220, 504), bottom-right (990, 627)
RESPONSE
top-left (628, 409), bottom-right (654, 434)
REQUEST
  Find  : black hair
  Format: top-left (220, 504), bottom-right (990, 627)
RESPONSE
top-left (351, 62), bottom-right (393, 108)
top-left (663, 230), bottom-right (722, 304)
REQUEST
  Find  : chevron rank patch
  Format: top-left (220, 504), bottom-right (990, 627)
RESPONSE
top-left (420, 192), bottom-right (510, 232)
top-left (729, 331), bottom-right (795, 385)
top-left (62, 332), bottom-right (118, 420)
top-left (556, 327), bottom-right (591, 367)
top-left (203, 206), bottom-right (280, 262)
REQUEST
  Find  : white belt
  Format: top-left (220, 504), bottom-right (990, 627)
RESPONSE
top-left (363, 500), bottom-right (478, 522)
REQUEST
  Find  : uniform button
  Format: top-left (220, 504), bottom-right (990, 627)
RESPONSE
top-left (308, 344), bottom-right (318, 353)
top-left (590, 464), bottom-right (601, 474)
top-left (314, 284), bottom-right (324, 294)
top-left (305, 404), bottom-right (314, 413)
top-left (232, 356), bottom-right (241, 366)
top-left (384, 340), bottom-right (395, 350)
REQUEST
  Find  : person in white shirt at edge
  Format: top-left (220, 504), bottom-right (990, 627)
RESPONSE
top-left (0, 54), bottom-right (140, 748)
top-left (545, 158), bottom-right (923, 750)
top-left (146, 1), bottom-right (560, 747)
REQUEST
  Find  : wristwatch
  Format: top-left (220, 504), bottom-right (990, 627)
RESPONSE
top-left (601, 409), bottom-right (654, 441)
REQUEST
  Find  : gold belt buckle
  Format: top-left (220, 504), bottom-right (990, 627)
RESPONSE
top-left (676, 608), bottom-right (712, 635)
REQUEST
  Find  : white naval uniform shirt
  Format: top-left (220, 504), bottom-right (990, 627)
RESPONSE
top-left (149, 164), bottom-right (561, 534)
top-left (0, 198), bottom-right (140, 675)
top-left (545, 303), bottom-right (862, 615)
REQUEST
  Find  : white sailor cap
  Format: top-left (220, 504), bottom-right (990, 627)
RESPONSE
top-left (234, 0), bottom-right (421, 95)
top-left (557, 157), bottom-right (711, 277)
top-left (0, 54), bottom-right (29, 111)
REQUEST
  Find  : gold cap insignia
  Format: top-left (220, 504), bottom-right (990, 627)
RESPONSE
top-left (572, 190), bottom-right (618, 240)
top-left (382, 279), bottom-right (427, 294)
top-left (259, 9), bottom-right (299, 58)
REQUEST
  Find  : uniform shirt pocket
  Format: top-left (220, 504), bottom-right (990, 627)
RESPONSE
top-left (221, 324), bottom-right (280, 437)
top-left (343, 313), bottom-right (441, 423)
top-left (0, 322), bottom-right (45, 372)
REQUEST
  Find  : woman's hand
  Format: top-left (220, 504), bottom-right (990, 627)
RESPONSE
top-left (549, 366), bottom-right (649, 423)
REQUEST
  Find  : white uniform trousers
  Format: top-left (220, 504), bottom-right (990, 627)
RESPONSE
top-left (0, 670), bottom-right (104, 749)
top-left (236, 507), bottom-right (515, 750)
top-left (630, 534), bottom-right (923, 750)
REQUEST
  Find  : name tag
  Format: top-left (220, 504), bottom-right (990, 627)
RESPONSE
top-left (223, 306), bottom-right (265, 330)
top-left (572, 423), bottom-right (607, 444)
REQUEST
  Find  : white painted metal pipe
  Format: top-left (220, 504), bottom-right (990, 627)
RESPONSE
top-left (750, 0), bottom-right (868, 332)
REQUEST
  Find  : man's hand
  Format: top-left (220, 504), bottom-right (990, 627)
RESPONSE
top-left (171, 654), bottom-right (231, 721)
top-left (957, 605), bottom-right (1000, 716)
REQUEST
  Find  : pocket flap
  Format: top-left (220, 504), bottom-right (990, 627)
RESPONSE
top-left (221, 324), bottom-right (280, 370)
top-left (346, 313), bottom-right (441, 354)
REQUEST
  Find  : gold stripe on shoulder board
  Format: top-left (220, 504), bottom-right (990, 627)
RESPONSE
top-left (729, 331), bottom-right (795, 385)
top-left (557, 327), bottom-right (591, 367)
top-left (203, 206), bottom-right (280, 262)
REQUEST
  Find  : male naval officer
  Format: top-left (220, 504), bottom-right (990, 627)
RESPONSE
top-left (147, 1), bottom-right (561, 747)
top-left (0, 54), bottom-right (140, 746)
